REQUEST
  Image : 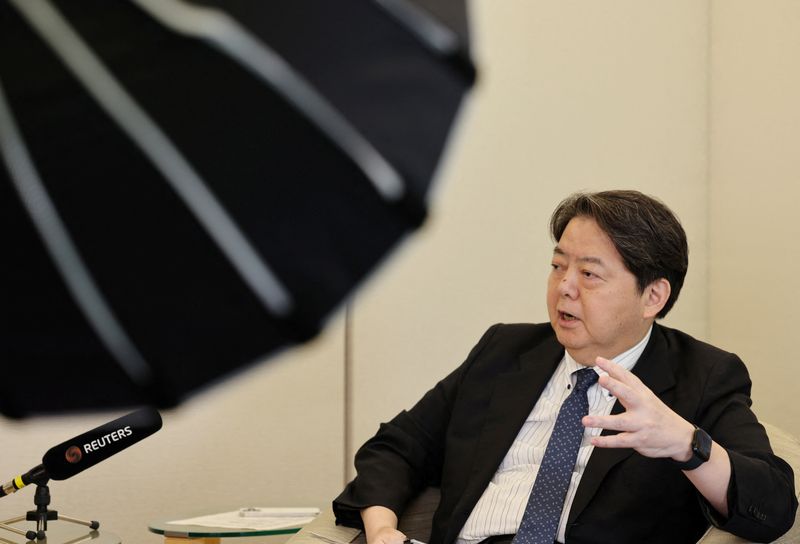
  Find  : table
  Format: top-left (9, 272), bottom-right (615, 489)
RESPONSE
top-left (148, 520), bottom-right (303, 544)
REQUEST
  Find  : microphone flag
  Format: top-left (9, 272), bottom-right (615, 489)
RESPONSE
top-left (42, 407), bottom-right (162, 481)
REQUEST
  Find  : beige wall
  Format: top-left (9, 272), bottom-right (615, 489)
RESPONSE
top-left (1, 2), bottom-right (799, 542)
top-left (708, 0), bottom-right (800, 438)
top-left (350, 0), bottom-right (711, 471)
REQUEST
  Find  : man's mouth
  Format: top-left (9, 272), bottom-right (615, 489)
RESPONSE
top-left (559, 311), bottom-right (579, 321)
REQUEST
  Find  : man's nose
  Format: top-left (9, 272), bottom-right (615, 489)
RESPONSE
top-left (559, 271), bottom-right (578, 298)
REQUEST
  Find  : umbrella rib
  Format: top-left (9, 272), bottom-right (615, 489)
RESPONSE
top-left (130, 0), bottom-right (407, 203)
top-left (9, 0), bottom-right (294, 318)
top-left (0, 80), bottom-right (155, 389)
top-left (375, 0), bottom-right (460, 57)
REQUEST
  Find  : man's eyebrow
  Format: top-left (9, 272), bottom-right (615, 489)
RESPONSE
top-left (552, 247), bottom-right (605, 266)
top-left (578, 256), bottom-right (605, 266)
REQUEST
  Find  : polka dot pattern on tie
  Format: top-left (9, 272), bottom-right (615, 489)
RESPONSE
top-left (511, 367), bottom-right (599, 544)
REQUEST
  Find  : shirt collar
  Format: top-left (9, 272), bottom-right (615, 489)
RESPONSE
top-left (563, 325), bottom-right (653, 398)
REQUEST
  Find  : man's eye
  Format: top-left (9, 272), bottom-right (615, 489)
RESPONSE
top-left (582, 270), bottom-right (596, 278)
top-left (551, 263), bottom-right (562, 271)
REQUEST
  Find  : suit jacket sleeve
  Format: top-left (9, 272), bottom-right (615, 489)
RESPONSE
top-left (332, 324), bottom-right (501, 528)
top-left (693, 352), bottom-right (797, 541)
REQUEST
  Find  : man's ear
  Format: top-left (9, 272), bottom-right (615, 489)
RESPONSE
top-left (643, 278), bottom-right (671, 319)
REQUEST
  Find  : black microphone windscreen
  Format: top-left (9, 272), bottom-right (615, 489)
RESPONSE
top-left (41, 407), bottom-right (162, 481)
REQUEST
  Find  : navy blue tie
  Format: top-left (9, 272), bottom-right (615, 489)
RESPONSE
top-left (512, 367), bottom-right (600, 544)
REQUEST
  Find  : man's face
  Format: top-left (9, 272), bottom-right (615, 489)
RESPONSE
top-left (546, 216), bottom-right (654, 365)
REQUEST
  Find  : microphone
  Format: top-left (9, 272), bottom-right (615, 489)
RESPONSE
top-left (0, 407), bottom-right (162, 497)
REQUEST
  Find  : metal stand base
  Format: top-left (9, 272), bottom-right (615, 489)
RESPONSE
top-left (0, 483), bottom-right (99, 541)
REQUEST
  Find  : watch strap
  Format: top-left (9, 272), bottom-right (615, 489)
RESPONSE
top-left (670, 426), bottom-right (712, 471)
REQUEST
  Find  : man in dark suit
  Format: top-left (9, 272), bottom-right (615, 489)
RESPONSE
top-left (334, 191), bottom-right (797, 544)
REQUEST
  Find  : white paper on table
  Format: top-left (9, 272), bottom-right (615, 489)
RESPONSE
top-left (168, 507), bottom-right (319, 530)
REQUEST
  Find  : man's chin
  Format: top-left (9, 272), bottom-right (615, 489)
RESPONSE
top-left (552, 329), bottom-right (591, 359)
top-left (552, 321), bottom-right (584, 342)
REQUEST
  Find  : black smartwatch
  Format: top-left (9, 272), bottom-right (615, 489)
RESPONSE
top-left (671, 426), bottom-right (712, 471)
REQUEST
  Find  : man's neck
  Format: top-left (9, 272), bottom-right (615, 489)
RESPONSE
top-left (566, 324), bottom-right (654, 367)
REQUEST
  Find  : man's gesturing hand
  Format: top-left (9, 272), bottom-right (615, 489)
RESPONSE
top-left (583, 356), bottom-right (694, 461)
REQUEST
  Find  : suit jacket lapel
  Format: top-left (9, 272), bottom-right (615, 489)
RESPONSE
top-left (566, 325), bottom-right (677, 527)
top-left (445, 336), bottom-right (564, 544)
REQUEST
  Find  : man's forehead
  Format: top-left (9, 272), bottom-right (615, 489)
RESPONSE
top-left (553, 245), bottom-right (605, 265)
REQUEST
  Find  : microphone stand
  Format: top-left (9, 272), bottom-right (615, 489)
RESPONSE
top-left (0, 477), bottom-right (99, 541)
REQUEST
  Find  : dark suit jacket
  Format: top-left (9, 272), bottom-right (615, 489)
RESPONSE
top-left (334, 323), bottom-right (797, 544)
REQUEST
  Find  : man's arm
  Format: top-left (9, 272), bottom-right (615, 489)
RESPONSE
top-left (584, 355), bottom-right (797, 539)
top-left (583, 356), bottom-right (731, 516)
top-left (680, 441), bottom-right (731, 516)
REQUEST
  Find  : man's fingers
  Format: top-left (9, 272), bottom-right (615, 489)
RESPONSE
top-left (583, 414), bottom-right (636, 432)
top-left (594, 356), bottom-right (641, 387)
top-left (593, 356), bottom-right (622, 377)
top-left (590, 433), bottom-right (635, 449)
top-left (597, 374), bottom-right (636, 406)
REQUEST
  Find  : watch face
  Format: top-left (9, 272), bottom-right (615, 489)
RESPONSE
top-left (693, 427), bottom-right (712, 462)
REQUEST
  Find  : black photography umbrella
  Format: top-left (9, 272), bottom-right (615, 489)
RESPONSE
top-left (0, 0), bottom-right (475, 417)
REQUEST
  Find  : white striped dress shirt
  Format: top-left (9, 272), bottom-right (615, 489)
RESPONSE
top-left (456, 327), bottom-right (652, 544)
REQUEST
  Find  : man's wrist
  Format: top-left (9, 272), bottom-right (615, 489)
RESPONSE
top-left (671, 425), bottom-right (713, 470)
top-left (671, 420), bottom-right (696, 462)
